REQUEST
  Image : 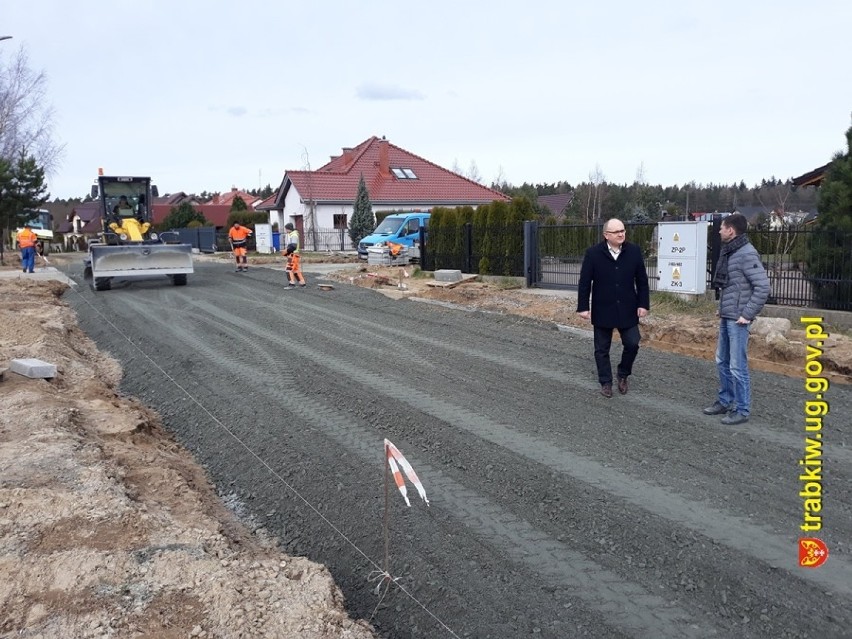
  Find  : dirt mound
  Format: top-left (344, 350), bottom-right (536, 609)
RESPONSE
top-left (0, 278), bottom-right (376, 638)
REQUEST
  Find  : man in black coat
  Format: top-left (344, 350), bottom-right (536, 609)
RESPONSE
top-left (576, 219), bottom-right (650, 397)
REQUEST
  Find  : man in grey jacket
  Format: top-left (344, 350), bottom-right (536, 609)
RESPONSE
top-left (703, 213), bottom-right (770, 424)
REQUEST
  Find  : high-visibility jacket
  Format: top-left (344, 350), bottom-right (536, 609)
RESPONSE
top-left (17, 228), bottom-right (37, 249)
top-left (228, 225), bottom-right (252, 246)
top-left (284, 229), bottom-right (300, 255)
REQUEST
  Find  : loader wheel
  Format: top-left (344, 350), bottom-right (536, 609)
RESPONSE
top-left (93, 277), bottom-right (111, 291)
top-left (172, 274), bottom-right (187, 286)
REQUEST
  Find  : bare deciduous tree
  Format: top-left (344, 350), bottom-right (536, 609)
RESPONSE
top-left (466, 160), bottom-right (483, 184)
top-left (0, 46), bottom-right (64, 174)
top-left (588, 164), bottom-right (606, 223)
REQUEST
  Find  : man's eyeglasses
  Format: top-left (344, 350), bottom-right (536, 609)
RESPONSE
top-left (605, 229), bottom-right (626, 235)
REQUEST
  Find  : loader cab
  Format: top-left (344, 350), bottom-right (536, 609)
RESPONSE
top-left (91, 176), bottom-right (159, 225)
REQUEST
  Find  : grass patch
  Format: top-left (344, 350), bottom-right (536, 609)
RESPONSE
top-left (493, 277), bottom-right (524, 290)
top-left (651, 291), bottom-right (718, 317)
top-left (410, 267), bottom-right (430, 279)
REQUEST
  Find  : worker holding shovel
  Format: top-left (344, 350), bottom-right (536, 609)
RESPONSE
top-left (35, 240), bottom-right (49, 267)
top-left (228, 222), bottom-right (253, 272)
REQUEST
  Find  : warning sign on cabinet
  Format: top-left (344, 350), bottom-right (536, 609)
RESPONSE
top-left (656, 222), bottom-right (709, 294)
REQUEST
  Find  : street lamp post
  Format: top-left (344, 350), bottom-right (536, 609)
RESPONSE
top-left (0, 36), bottom-right (13, 42)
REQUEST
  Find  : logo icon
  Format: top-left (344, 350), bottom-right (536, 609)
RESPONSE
top-left (799, 538), bottom-right (829, 568)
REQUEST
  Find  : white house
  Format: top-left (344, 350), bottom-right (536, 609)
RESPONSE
top-left (260, 136), bottom-right (510, 250)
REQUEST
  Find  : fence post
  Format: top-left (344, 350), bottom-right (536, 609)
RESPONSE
top-left (709, 216), bottom-right (722, 298)
top-left (419, 226), bottom-right (428, 271)
top-left (464, 223), bottom-right (473, 273)
top-left (524, 220), bottom-right (539, 287)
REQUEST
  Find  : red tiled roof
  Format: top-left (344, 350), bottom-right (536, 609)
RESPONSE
top-left (155, 192), bottom-right (194, 206)
top-left (278, 136), bottom-right (510, 206)
top-left (196, 205), bottom-right (232, 227)
top-left (255, 193), bottom-right (278, 211)
top-left (151, 203), bottom-right (232, 228)
top-left (538, 193), bottom-right (574, 216)
top-left (214, 189), bottom-right (260, 209)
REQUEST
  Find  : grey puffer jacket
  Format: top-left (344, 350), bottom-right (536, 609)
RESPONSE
top-left (718, 242), bottom-right (770, 321)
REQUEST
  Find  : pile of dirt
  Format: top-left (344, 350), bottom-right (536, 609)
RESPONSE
top-left (0, 277), bottom-right (376, 638)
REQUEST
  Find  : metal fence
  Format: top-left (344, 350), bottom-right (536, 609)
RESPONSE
top-left (750, 226), bottom-right (852, 310)
top-left (210, 227), bottom-right (356, 254)
top-left (423, 222), bottom-right (526, 276)
top-left (302, 228), bottom-right (357, 252)
top-left (424, 220), bottom-right (852, 311)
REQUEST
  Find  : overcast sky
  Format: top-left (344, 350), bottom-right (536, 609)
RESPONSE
top-left (5, 1), bottom-right (852, 200)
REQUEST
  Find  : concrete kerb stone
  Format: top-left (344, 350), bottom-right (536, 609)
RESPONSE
top-left (434, 269), bottom-right (463, 283)
top-left (10, 358), bottom-right (57, 379)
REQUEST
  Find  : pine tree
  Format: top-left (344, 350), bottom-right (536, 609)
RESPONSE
top-left (348, 174), bottom-right (374, 246)
top-left (230, 195), bottom-right (248, 212)
top-left (809, 120), bottom-right (852, 309)
top-left (0, 152), bottom-right (49, 264)
top-left (159, 202), bottom-right (207, 230)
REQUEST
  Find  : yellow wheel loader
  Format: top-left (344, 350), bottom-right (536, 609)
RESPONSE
top-left (83, 176), bottom-right (194, 291)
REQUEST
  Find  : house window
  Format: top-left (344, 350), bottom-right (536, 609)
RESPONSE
top-left (333, 214), bottom-right (347, 229)
top-left (391, 167), bottom-right (417, 179)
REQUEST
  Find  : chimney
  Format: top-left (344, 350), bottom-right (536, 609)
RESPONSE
top-left (341, 147), bottom-right (354, 165)
top-left (330, 155), bottom-right (340, 162)
top-left (378, 137), bottom-right (389, 177)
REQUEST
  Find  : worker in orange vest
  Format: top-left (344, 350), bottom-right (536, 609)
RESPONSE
top-left (16, 225), bottom-right (38, 274)
top-left (228, 222), bottom-right (253, 272)
top-left (282, 222), bottom-right (305, 287)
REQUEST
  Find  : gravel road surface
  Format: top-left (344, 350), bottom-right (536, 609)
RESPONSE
top-left (59, 261), bottom-right (852, 639)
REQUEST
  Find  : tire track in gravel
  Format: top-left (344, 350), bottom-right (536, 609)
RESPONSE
top-left (115, 291), bottom-right (718, 639)
top-left (184, 296), bottom-right (852, 601)
top-left (64, 265), bottom-right (851, 637)
top-left (218, 282), bottom-right (852, 468)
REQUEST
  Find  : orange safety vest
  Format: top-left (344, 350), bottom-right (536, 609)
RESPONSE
top-left (228, 225), bottom-right (252, 245)
top-left (17, 228), bottom-right (37, 248)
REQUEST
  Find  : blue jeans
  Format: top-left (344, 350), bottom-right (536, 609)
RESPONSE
top-left (715, 319), bottom-right (751, 417)
top-left (21, 246), bottom-right (35, 273)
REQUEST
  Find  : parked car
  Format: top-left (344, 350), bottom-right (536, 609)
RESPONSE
top-left (357, 212), bottom-right (430, 260)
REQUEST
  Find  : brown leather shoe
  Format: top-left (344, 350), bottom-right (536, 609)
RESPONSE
top-left (600, 383), bottom-right (613, 398)
top-left (617, 377), bottom-right (628, 395)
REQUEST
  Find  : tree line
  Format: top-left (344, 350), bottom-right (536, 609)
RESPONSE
top-left (492, 176), bottom-right (820, 224)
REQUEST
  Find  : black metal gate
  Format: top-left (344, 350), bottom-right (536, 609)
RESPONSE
top-left (524, 221), bottom-right (658, 289)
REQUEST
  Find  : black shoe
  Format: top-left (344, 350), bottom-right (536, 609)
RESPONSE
top-left (617, 377), bottom-right (628, 395)
top-left (721, 412), bottom-right (749, 425)
top-left (287, 283), bottom-right (296, 288)
top-left (702, 401), bottom-right (730, 415)
top-left (600, 383), bottom-right (613, 398)
top-left (299, 283), bottom-right (306, 287)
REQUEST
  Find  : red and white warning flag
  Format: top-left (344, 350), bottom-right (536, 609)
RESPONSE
top-left (385, 439), bottom-right (429, 507)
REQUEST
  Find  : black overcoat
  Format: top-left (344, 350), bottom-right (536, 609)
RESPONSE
top-left (576, 240), bottom-right (650, 329)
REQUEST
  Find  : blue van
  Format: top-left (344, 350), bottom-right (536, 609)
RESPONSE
top-left (357, 211), bottom-right (430, 260)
